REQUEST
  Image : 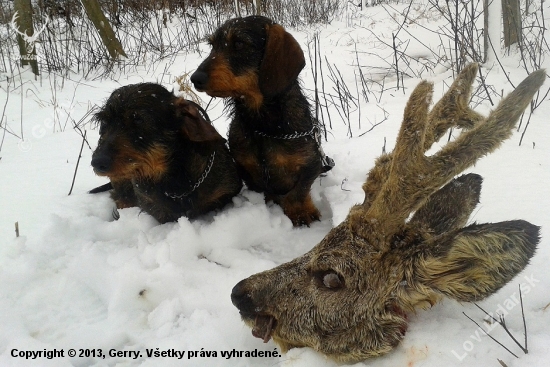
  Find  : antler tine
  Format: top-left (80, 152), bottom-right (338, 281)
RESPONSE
top-left (10, 11), bottom-right (48, 42)
top-left (10, 11), bottom-right (19, 24)
top-left (360, 81), bottom-right (434, 230)
top-left (350, 80), bottom-right (435, 243)
top-left (424, 63), bottom-right (484, 150)
top-left (351, 67), bottom-right (545, 250)
top-left (10, 12), bottom-right (27, 38)
top-left (34, 16), bottom-right (48, 40)
top-left (432, 68), bottom-right (546, 180)
top-left (361, 65), bottom-right (483, 211)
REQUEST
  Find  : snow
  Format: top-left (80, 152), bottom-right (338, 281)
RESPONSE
top-left (1, 3), bottom-right (550, 367)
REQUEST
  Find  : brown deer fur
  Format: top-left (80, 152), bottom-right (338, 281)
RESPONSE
top-left (230, 64), bottom-right (545, 362)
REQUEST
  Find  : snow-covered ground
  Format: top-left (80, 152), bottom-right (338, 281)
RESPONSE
top-left (1, 3), bottom-right (549, 367)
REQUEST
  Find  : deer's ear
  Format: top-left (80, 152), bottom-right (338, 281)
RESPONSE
top-left (409, 173), bottom-right (482, 235)
top-left (417, 221), bottom-right (539, 302)
top-left (259, 24), bottom-right (305, 97)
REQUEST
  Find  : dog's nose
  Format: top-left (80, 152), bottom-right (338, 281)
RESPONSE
top-left (231, 279), bottom-right (255, 313)
top-left (91, 154), bottom-right (112, 174)
top-left (190, 70), bottom-right (208, 90)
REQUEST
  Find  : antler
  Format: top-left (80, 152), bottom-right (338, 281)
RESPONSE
top-left (350, 64), bottom-right (546, 250)
top-left (10, 12), bottom-right (26, 38)
top-left (230, 65), bottom-right (544, 363)
top-left (31, 18), bottom-right (48, 43)
top-left (10, 11), bottom-right (48, 43)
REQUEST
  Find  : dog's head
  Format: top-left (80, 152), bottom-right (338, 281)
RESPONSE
top-left (91, 83), bottom-right (222, 181)
top-left (190, 16), bottom-right (305, 110)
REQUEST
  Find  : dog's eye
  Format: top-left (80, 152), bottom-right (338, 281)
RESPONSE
top-left (234, 41), bottom-right (244, 50)
top-left (132, 114), bottom-right (144, 124)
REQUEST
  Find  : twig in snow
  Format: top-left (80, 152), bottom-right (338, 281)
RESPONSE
top-left (68, 130), bottom-right (87, 196)
top-left (0, 78), bottom-right (10, 155)
top-left (467, 287), bottom-right (529, 357)
top-left (462, 311), bottom-right (519, 358)
top-left (341, 178), bottom-right (350, 192)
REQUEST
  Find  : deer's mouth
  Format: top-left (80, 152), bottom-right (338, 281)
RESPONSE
top-left (251, 314), bottom-right (277, 343)
top-left (231, 280), bottom-right (278, 343)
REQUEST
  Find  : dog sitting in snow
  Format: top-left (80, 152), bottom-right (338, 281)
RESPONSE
top-left (191, 16), bottom-right (334, 226)
top-left (90, 83), bottom-right (242, 223)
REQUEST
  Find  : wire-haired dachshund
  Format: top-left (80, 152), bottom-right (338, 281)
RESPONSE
top-left (191, 15), bottom-right (333, 226)
top-left (90, 83), bottom-right (242, 223)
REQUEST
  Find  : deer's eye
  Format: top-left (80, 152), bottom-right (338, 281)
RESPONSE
top-left (323, 272), bottom-right (343, 289)
top-left (312, 271), bottom-right (344, 290)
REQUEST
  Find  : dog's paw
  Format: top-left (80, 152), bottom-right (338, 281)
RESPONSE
top-left (284, 198), bottom-right (321, 227)
top-left (289, 209), bottom-right (321, 227)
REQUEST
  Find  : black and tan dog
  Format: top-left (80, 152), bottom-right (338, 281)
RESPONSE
top-left (191, 16), bottom-right (333, 226)
top-left (90, 83), bottom-right (242, 223)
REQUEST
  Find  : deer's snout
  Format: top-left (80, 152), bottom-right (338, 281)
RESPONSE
top-left (231, 279), bottom-right (256, 315)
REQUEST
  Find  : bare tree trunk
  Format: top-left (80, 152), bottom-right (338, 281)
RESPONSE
top-left (235, 0), bottom-right (241, 17)
top-left (80, 0), bottom-right (127, 59)
top-left (13, 0), bottom-right (39, 75)
top-left (485, 0), bottom-right (502, 64)
top-left (483, 0), bottom-right (488, 63)
top-left (502, 0), bottom-right (521, 48)
top-left (255, 0), bottom-right (262, 15)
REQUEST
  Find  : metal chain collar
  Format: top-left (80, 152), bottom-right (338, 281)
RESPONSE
top-left (254, 125), bottom-right (317, 140)
top-left (165, 151), bottom-right (216, 199)
top-left (254, 122), bottom-right (335, 172)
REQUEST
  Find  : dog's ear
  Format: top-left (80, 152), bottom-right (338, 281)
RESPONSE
top-left (174, 99), bottom-right (225, 143)
top-left (259, 23), bottom-right (305, 97)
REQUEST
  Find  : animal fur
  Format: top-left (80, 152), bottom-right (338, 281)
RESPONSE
top-left (191, 16), bottom-right (331, 226)
top-left (230, 64), bottom-right (545, 362)
top-left (91, 83), bottom-right (242, 223)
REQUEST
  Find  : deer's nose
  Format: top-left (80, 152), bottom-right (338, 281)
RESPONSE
top-left (231, 280), bottom-right (255, 313)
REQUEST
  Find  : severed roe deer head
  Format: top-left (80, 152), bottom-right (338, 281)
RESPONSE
top-left (231, 64), bottom-right (545, 362)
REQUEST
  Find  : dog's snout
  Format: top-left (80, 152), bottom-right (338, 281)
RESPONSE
top-left (190, 70), bottom-right (208, 90)
top-left (231, 279), bottom-right (255, 313)
top-left (91, 154), bottom-right (113, 174)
